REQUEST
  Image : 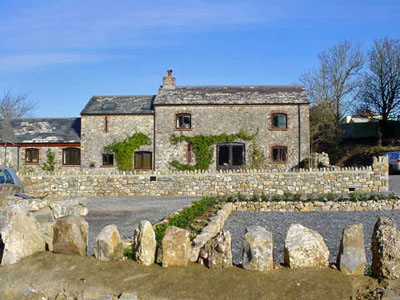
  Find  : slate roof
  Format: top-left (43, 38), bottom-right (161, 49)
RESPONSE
top-left (81, 95), bottom-right (155, 115)
top-left (155, 85), bottom-right (308, 105)
top-left (0, 118), bottom-right (81, 144)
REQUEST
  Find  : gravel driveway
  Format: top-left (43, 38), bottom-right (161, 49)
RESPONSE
top-left (224, 210), bottom-right (400, 266)
top-left (85, 196), bottom-right (198, 254)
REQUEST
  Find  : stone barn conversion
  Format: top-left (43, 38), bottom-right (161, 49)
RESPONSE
top-left (0, 71), bottom-right (310, 172)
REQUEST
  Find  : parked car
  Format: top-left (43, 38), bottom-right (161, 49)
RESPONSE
top-left (384, 152), bottom-right (400, 174)
top-left (0, 167), bottom-right (29, 199)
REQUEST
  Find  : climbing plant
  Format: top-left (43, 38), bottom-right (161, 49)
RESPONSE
top-left (105, 133), bottom-right (151, 171)
top-left (169, 130), bottom-right (256, 171)
top-left (248, 140), bottom-right (265, 169)
top-left (41, 149), bottom-right (56, 172)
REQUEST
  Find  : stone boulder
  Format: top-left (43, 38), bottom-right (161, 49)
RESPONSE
top-left (53, 215), bottom-right (88, 256)
top-left (94, 224), bottom-right (123, 261)
top-left (132, 220), bottom-right (156, 266)
top-left (242, 226), bottom-right (274, 271)
top-left (0, 213), bottom-right (46, 265)
top-left (162, 226), bottom-right (191, 267)
top-left (371, 217), bottom-right (400, 279)
top-left (199, 230), bottom-right (232, 269)
top-left (284, 224), bottom-right (329, 269)
top-left (49, 198), bottom-right (88, 219)
top-left (337, 223), bottom-right (366, 275)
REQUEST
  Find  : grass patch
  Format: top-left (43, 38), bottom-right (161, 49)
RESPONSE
top-left (153, 197), bottom-right (220, 245)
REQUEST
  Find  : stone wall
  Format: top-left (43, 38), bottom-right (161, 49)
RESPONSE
top-left (18, 157), bottom-right (388, 199)
top-left (80, 114), bottom-right (154, 170)
top-left (154, 104), bottom-right (310, 171)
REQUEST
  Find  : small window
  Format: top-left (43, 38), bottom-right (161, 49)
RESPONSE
top-left (271, 113), bottom-right (287, 129)
top-left (63, 148), bottom-right (80, 165)
top-left (102, 103), bottom-right (116, 110)
top-left (134, 151), bottom-right (152, 170)
top-left (272, 146), bottom-right (287, 163)
top-left (102, 153), bottom-right (114, 166)
top-left (25, 148), bottom-right (39, 163)
top-left (176, 113), bottom-right (191, 130)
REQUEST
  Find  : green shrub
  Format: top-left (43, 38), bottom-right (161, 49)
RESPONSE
top-left (153, 197), bottom-right (218, 245)
top-left (123, 247), bottom-right (134, 259)
top-left (41, 149), bottom-right (56, 172)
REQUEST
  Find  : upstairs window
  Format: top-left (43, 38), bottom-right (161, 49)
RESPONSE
top-left (25, 148), bottom-right (39, 163)
top-left (134, 151), bottom-right (152, 170)
top-left (272, 146), bottom-right (287, 163)
top-left (176, 113), bottom-right (191, 130)
top-left (271, 113), bottom-right (287, 129)
top-left (102, 153), bottom-right (114, 166)
top-left (63, 147), bottom-right (80, 166)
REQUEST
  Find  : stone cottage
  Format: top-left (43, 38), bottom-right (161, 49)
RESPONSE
top-left (0, 71), bottom-right (310, 172)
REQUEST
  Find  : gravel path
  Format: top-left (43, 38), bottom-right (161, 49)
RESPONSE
top-left (85, 196), bottom-right (198, 254)
top-left (224, 210), bottom-right (400, 266)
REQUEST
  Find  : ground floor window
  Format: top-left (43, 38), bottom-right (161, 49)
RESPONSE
top-left (217, 143), bottom-right (245, 170)
top-left (63, 147), bottom-right (80, 165)
top-left (272, 146), bottom-right (287, 163)
top-left (102, 153), bottom-right (114, 166)
top-left (25, 148), bottom-right (39, 163)
top-left (134, 151), bottom-right (152, 170)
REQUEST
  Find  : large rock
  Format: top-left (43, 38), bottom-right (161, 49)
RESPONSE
top-left (53, 215), bottom-right (88, 256)
top-left (371, 217), bottom-right (400, 279)
top-left (337, 223), bottom-right (366, 275)
top-left (242, 226), bottom-right (274, 271)
top-left (162, 226), bottom-right (191, 267)
top-left (94, 224), bottom-right (124, 261)
top-left (133, 220), bottom-right (156, 266)
top-left (0, 213), bottom-right (46, 265)
top-left (199, 230), bottom-right (232, 269)
top-left (284, 224), bottom-right (329, 269)
top-left (49, 198), bottom-right (88, 219)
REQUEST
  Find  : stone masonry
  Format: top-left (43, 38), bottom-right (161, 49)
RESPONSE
top-left (18, 157), bottom-right (388, 198)
top-left (154, 104), bottom-right (310, 171)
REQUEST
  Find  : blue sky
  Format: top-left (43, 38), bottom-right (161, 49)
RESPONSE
top-left (0, 0), bottom-right (399, 117)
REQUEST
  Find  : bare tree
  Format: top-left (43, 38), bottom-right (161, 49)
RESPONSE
top-left (359, 38), bottom-right (400, 145)
top-left (0, 91), bottom-right (37, 119)
top-left (301, 40), bottom-right (364, 123)
top-left (300, 41), bottom-right (364, 157)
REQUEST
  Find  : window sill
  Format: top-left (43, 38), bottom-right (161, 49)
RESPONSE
top-left (269, 128), bottom-right (288, 131)
top-left (175, 128), bottom-right (192, 131)
top-left (100, 165), bottom-right (115, 168)
top-left (24, 162), bottom-right (40, 165)
top-left (61, 165), bottom-right (80, 167)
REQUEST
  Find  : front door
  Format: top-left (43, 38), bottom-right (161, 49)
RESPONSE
top-left (217, 143), bottom-right (245, 170)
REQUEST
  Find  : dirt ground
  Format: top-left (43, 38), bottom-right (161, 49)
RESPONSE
top-left (0, 252), bottom-right (396, 300)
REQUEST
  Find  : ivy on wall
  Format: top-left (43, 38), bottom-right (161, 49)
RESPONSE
top-left (105, 133), bottom-right (151, 171)
top-left (169, 130), bottom-right (256, 171)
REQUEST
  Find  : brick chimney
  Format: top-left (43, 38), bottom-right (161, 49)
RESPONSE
top-left (162, 70), bottom-right (176, 89)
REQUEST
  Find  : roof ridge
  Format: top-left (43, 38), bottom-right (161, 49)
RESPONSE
top-left (92, 95), bottom-right (155, 97)
top-left (172, 85), bottom-right (304, 88)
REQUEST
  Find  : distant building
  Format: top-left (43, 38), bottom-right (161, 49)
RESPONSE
top-left (1, 71), bottom-right (310, 171)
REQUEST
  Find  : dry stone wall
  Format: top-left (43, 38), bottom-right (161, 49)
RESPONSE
top-left (18, 157), bottom-right (389, 199)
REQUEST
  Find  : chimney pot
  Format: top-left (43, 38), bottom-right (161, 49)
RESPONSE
top-left (162, 70), bottom-right (176, 89)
